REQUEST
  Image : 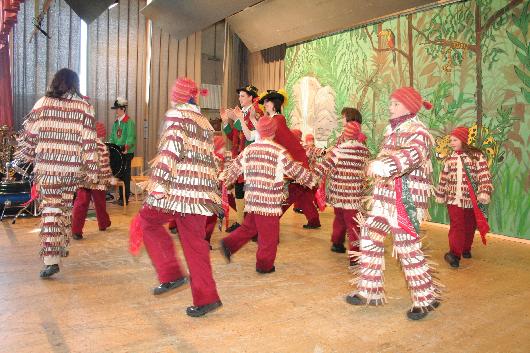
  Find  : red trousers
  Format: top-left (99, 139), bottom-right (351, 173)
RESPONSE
top-left (331, 208), bottom-right (360, 251)
top-left (282, 183), bottom-right (320, 226)
top-left (139, 207), bottom-right (220, 307)
top-left (169, 215), bottom-right (217, 243)
top-left (222, 213), bottom-right (280, 272)
top-left (447, 205), bottom-right (477, 258)
top-left (72, 188), bottom-right (110, 235)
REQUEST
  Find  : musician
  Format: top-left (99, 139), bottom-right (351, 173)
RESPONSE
top-left (109, 97), bottom-right (136, 206)
top-left (15, 68), bottom-right (99, 278)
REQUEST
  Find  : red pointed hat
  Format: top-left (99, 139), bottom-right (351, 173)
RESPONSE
top-left (171, 77), bottom-right (208, 105)
top-left (257, 116), bottom-right (277, 138)
top-left (390, 87), bottom-right (432, 114)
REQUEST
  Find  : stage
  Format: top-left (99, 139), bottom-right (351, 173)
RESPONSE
top-left (0, 202), bottom-right (528, 353)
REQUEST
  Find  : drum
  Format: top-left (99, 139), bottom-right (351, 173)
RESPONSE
top-left (0, 181), bottom-right (31, 208)
top-left (105, 143), bottom-right (125, 177)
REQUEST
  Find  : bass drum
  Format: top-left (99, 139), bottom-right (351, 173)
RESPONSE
top-left (105, 143), bottom-right (125, 177)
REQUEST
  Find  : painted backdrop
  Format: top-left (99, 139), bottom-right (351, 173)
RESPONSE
top-left (284, 0), bottom-right (529, 239)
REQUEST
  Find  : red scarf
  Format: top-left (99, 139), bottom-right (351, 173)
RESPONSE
top-left (459, 153), bottom-right (490, 245)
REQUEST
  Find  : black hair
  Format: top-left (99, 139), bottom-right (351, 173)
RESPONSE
top-left (265, 97), bottom-right (283, 114)
top-left (46, 68), bottom-right (81, 98)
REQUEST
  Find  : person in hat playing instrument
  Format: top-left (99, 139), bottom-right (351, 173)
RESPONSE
top-left (258, 90), bottom-right (322, 229)
top-left (221, 85), bottom-right (261, 232)
top-left (15, 68), bottom-right (99, 278)
top-left (71, 122), bottom-right (113, 240)
top-left (109, 97), bottom-right (136, 206)
top-left (131, 77), bottom-right (223, 317)
top-left (345, 87), bottom-right (441, 320)
top-left (219, 116), bottom-right (317, 274)
top-left (434, 126), bottom-right (492, 268)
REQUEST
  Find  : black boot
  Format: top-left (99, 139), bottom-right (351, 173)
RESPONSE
top-left (256, 266), bottom-right (275, 274)
top-left (40, 264), bottom-right (60, 278)
top-left (251, 234), bottom-right (258, 242)
top-left (407, 300), bottom-right (440, 320)
top-left (153, 277), bottom-right (188, 295)
top-left (225, 222), bottom-right (240, 233)
top-left (331, 243), bottom-right (346, 253)
top-left (303, 223), bottom-right (321, 229)
top-left (169, 227), bottom-right (178, 235)
top-left (462, 251), bottom-right (472, 258)
top-left (293, 208), bottom-right (303, 214)
top-left (444, 252), bottom-right (460, 268)
top-left (72, 233), bottom-right (83, 240)
top-left (345, 293), bottom-right (382, 306)
top-left (219, 240), bottom-right (231, 263)
top-left (186, 301), bottom-right (222, 317)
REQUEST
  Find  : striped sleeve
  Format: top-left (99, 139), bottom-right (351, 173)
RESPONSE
top-left (313, 150), bottom-right (337, 179)
top-left (282, 152), bottom-right (316, 189)
top-left (476, 153), bottom-right (493, 196)
top-left (220, 153), bottom-right (243, 188)
top-left (378, 129), bottom-right (432, 178)
top-left (434, 160), bottom-right (450, 202)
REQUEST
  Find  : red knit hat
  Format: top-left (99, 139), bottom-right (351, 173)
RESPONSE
top-left (171, 77), bottom-right (208, 105)
top-left (214, 135), bottom-right (225, 152)
top-left (451, 126), bottom-right (469, 144)
top-left (343, 121), bottom-right (360, 139)
top-left (390, 87), bottom-right (432, 114)
top-left (305, 134), bottom-right (314, 143)
top-left (257, 116), bottom-right (277, 138)
top-left (291, 129), bottom-right (302, 141)
top-left (96, 122), bottom-right (106, 139)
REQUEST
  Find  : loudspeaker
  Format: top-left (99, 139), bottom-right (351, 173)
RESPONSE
top-left (64, 0), bottom-right (116, 24)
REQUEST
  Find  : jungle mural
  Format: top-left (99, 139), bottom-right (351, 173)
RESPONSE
top-left (284, 0), bottom-right (529, 238)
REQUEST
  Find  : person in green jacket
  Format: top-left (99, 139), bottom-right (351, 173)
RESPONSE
top-left (109, 97), bottom-right (136, 205)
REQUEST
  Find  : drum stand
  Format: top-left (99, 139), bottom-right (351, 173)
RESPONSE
top-left (11, 198), bottom-right (40, 224)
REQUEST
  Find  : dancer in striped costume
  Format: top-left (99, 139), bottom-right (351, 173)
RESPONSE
top-left (435, 126), bottom-right (493, 268)
top-left (346, 87), bottom-right (441, 320)
top-left (313, 121), bottom-right (369, 265)
top-left (15, 68), bottom-right (99, 278)
top-left (135, 77), bottom-right (223, 317)
top-left (71, 122), bottom-right (113, 240)
top-left (219, 116), bottom-right (317, 273)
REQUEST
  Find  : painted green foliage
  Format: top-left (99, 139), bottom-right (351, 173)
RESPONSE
top-left (285, 0), bottom-right (529, 238)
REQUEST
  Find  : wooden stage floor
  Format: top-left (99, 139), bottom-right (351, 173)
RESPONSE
top-left (0, 202), bottom-right (529, 353)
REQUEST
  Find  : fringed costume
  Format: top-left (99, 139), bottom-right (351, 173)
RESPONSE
top-left (16, 95), bottom-right (99, 267)
top-left (220, 116), bottom-right (317, 273)
top-left (313, 122), bottom-right (370, 262)
top-left (435, 126), bottom-right (493, 266)
top-left (347, 87), bottom-right (441, 320)
top-left (135, 78), bottom-right (223, 317)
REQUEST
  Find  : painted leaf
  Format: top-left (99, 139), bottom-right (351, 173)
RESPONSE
top-left (507, 32), bottom-right (526, 52)
top-left (514, 65), bottom-right (530, 88)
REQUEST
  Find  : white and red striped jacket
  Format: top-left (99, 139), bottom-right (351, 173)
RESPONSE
top-left (84, 139), bottom-right (112, 191)
top-left (435, 151), bottom-right (493, 208)
top-left (313, 139), bottom-right (370, 209)
top-left (369, 116), bottom-right (434, 214)
top-left (221, 139), bottom-right (317, 216)
top-left (16, 95), bottom-right (99, 185)
top-left (143, 103), bottom-right (222, 216)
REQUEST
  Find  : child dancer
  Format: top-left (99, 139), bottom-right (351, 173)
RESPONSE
top-left (219, 116), bottom-right (317, 273)
top-left (435, 126), bottom-right (493, 268)
top-left (346, 87), bottom-right (440, 320)
top-left (72, 122), bottom-right (113, 239)
top-left (313, 121), bottom-right (369, 264)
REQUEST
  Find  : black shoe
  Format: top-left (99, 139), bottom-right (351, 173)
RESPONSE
top-left (294, 208), bottom-right (303, 214)
top-left (153, 277), bottom-right (188, 295)
top-left (444, 252), bottom-right (460, 268)
top-left (331, 243), bottom-right (347, 253)
top-left (72, 233), bottom-right (83, 240)
top-left (220, 240), bottom-right (231, 263)
top-left (251, 234), bottom-right (258, 242)
top-left (256, 266), bottom-right (275, 274)
top-left (303, 223), bottom-right (321, 229)
top-left (99, 221), bottom-right (111, 231)
top-left (345, 293), bottom-right (382, 306)
top-left (225, 222), bottom-right (240, 233)
top-left (40, 264), bottom-right (60, 278)
top-left (349, 259), bottom-right (359, 267)
top-left (462, 251), bottom-right (472, 259)
top-left (186, 300), bottom-right (222, 317)
top-left (169, 227), bottom-right (178, 235)
top-left (407, 301), bottom-right (440, 321)
top-left (106, 193), bottom-right (114, 201)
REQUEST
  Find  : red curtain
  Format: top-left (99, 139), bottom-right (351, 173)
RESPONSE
top-left (0, 0), bottom-right (24, 128)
